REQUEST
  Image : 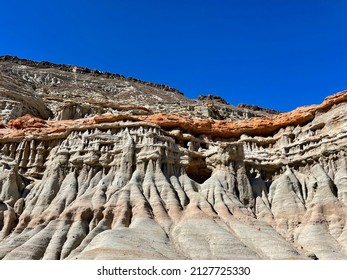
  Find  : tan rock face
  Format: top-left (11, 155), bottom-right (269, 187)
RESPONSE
top-left (0, 57), bottom-right (347, 260)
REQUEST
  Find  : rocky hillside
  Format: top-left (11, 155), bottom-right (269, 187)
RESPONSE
top-left (0, 55), bottom-right (277, 123)
top-left (0, 56), bottom-right (347, 260)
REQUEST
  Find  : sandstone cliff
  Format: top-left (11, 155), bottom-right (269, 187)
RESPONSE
top-left (0, 56), bottom-right (347, 260)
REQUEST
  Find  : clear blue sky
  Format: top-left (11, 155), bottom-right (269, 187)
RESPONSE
top-left (1, 0), bottom-right (346, 111)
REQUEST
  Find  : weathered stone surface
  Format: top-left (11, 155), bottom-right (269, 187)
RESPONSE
top-left (0, 57), bottom-right (347, 260)
top-left (198, 94), bottom-right (230, 105)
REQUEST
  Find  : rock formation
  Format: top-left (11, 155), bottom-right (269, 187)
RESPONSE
top-left (198, 94), bottom-right (230, 105)
top-left (0, 56), bottom-right (347, 260)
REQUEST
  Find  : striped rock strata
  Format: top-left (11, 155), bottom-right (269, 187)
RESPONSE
top-left (0, 57), bottom-right (347, 260)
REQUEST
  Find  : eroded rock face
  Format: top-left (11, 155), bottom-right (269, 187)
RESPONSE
top-left (0, 57), bottom-right (347, 260)
top-left (0, 56), bottom-right (279, 123)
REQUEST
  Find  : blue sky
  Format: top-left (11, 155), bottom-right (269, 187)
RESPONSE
top-left (1, 0), bottom-right (346, 111)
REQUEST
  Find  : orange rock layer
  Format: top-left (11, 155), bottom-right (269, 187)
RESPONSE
top-left (1, 90), bottom-right (347, 140)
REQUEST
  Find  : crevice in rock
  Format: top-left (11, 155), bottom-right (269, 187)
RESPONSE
top-left (185, 156), bottom-right (212, 184)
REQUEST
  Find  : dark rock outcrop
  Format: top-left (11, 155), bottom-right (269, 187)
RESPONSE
top-left (198, 94), bottom-right (230, 105)
top-left (237, 103), bottom-right (281, 115)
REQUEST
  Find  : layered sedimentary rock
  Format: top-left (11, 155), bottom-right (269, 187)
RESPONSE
top-left (0, 56), bottom-right (347, 260)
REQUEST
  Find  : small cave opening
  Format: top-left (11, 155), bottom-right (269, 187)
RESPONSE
top-left (185, 157), bottom-right (212, 184)
top-left (200, 142), bottom-right (208, 150)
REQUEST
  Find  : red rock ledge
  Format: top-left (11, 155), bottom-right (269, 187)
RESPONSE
top-left (1, 90), bottom-right (346, 140)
